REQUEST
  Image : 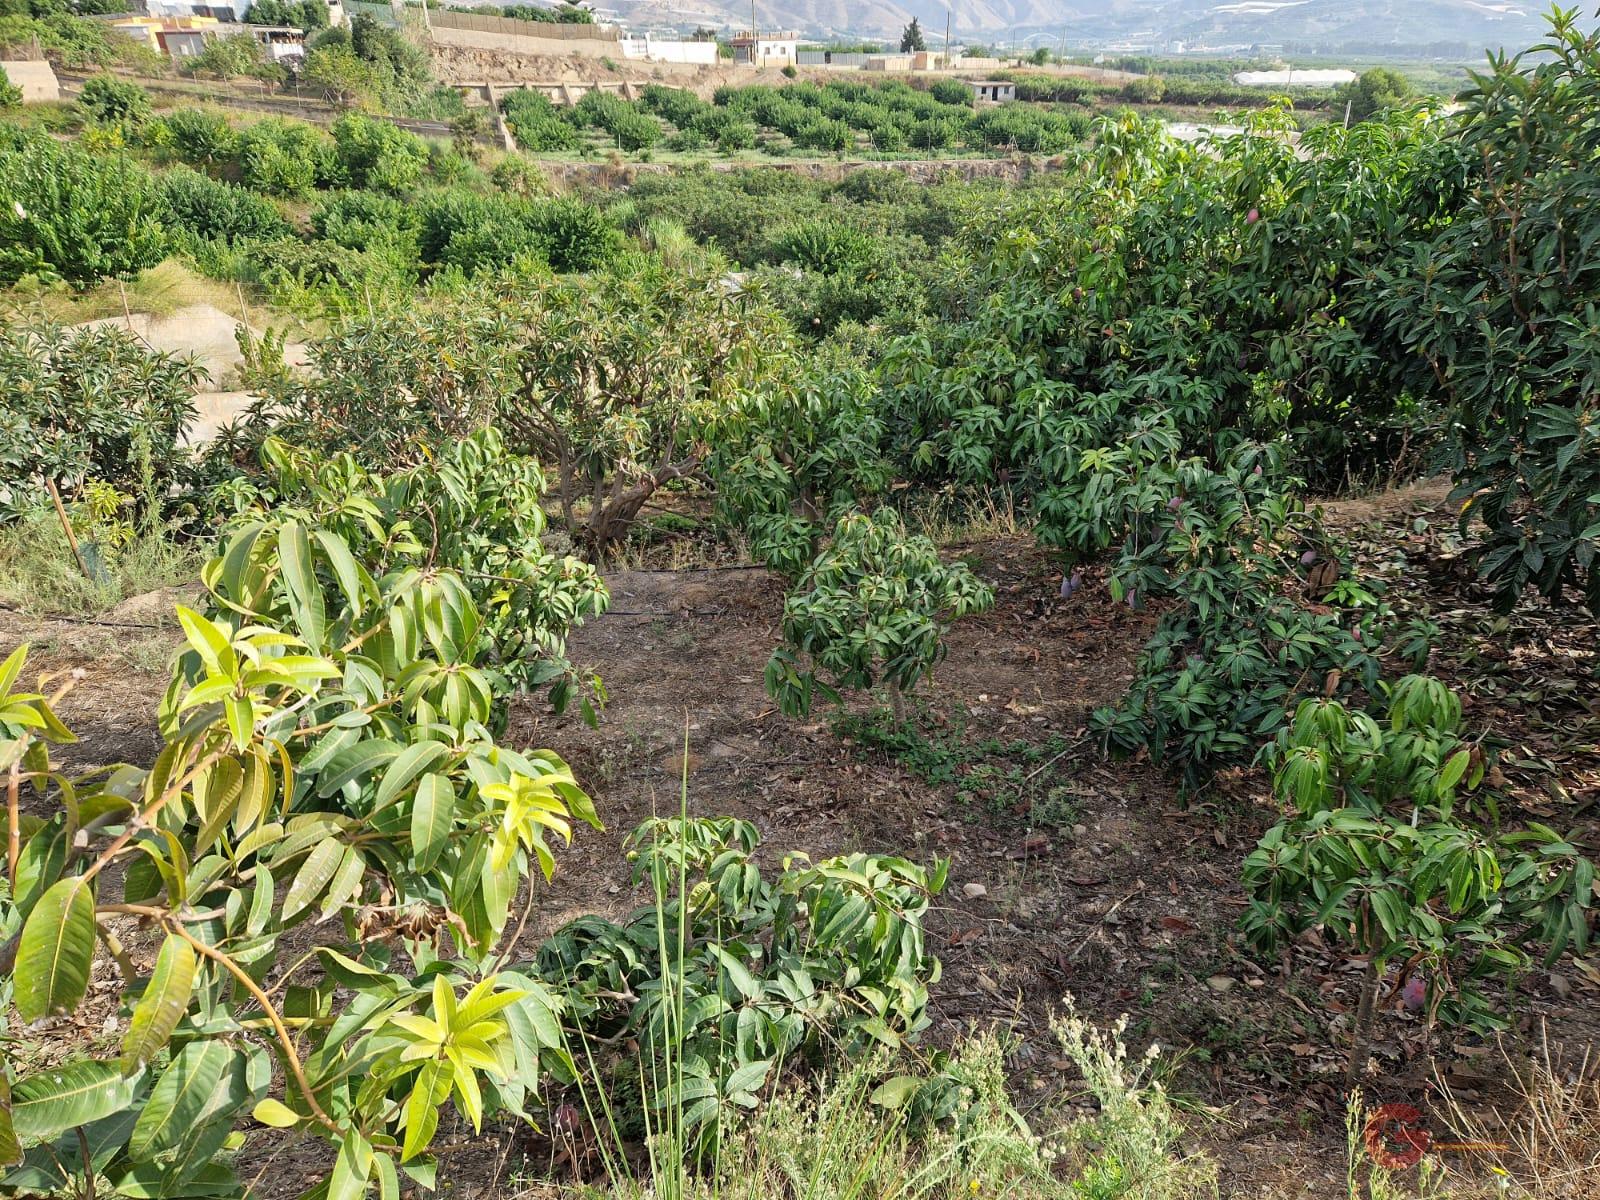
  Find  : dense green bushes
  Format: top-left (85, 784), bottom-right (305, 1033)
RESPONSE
top-left (328, 112), bottom-right (428, 192)
top-left (499, 86), bottom-right (580, 152)
top-left (502, 76), bottom-right (1090, 158)
top-left (591, 167), bottom-right (967, 336)
top-left (415, 188), bottom-right (619, 273)
top-left (1353, 11), bottom-right (1600, 610)
top-left (0, 131), bottom-right (166, 285)
top-left (76, 74), bottom-right (151, 127)
top-left (0, 322), bottom-right (201, 519)
top-left (156, 166), bottom-right (291, 245)
top-left (573, 88), bottom-right (662, 151)
top-left (237, 117), bottom-right (331, 197)
top-left (0, 103), bottom-right (616, 295)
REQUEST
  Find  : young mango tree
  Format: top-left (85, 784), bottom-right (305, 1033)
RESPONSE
top-left (1241, 676), bottom-right (1595, 1084)
top-left (211, 429), bottom-right (609, 718)
top-left (705, 350), bottom-right (893, 579)
top-left (0, 482), bottom-right (599, 1196)
top-left (764, 509), bottom-right (994, 723)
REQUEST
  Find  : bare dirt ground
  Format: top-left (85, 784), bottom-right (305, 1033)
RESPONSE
top-left (4, 488), bottom-right (1597, 1198)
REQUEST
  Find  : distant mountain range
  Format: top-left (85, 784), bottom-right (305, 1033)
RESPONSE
top-left (601, 0), bottom-right (1576, 55)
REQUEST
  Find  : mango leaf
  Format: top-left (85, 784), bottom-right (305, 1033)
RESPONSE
top-left (283, 838), bottom-right (345, 920)
top-left (14, 878), bottom-right (95, 1021)
top-left (374, 742), bottom-right (450, 813)
top-left (122, 934), bottom-right (199, 1074)
top-left (401, 1060), bottom-right (451, 1162)
top-left (0, 1074), bottom-right (19, 1167)
top-left (410, 774), bottom-right (455, 872)
top-left (869, 1074), bottom-right (922, 1110)
top-left (320, 847), bottom-right (367, 917)
top-left (105, 1161), bottom-right (240, 1199)
top-left (129, 1041), bottom-right (236, 1161)
top-left (330, 1129), bottom-right (373, 1200)
top-left (315, 739), bottom-right (402, 800)
top-left (252, 1098), bottom-right (300, 1129)
top-left (278, 522), bottom-right (328, 652)
top-left (11, 1060), bottom-right (137, 1143)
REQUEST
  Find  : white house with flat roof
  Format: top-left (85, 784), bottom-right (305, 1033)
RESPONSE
top-left (728, 30), bottom-right (796, 67)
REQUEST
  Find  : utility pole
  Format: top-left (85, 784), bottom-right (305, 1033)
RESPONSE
top-left (944, 9), bottom-right (950, 65)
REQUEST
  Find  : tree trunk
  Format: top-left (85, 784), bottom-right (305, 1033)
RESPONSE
top-left (888, 683), bottom-right (907, 726)
top-left (1345, 958), bottom-right (1380, 1089)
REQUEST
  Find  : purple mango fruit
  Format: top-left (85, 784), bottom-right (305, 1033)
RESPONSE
top-left (1401, 976), bottom-right (1426, 1012)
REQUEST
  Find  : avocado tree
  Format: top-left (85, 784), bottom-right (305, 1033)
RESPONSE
top-left (1242, 676), bottom-right (1595, 1083)
top-left (765, 509), bottom-right (994, 722)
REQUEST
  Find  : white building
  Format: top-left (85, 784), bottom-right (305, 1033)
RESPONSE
top-left (969, 79), bottom-right (1015, 102)
top-left (728, 30), bottom-right (796, 67)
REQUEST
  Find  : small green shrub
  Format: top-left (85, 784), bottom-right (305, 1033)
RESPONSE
top-left (1243, 677), bottom-right (1596, 1072)
top-left (76, 73), bottom-right (150, 127)
top-left (545, 814), bottom-right (946, 1150)
top-left (149, 106), bottom-right (239, 167)
top-left (0, 322), bottom-right (200, 513)
top-left (329, 111), bottom-right (428, 192)
top-left (156, 165), bottom-right (290, 245)
top-left (0, 131), bottom-right (167, 286)
top-left (765, 218), bottom-right (878, 273)
top-left (929, 78), bottom-right (973, 106)
top-left (215, 429), bottom-right (608, 711)
top-left (499, 87), bottom-right (581, 152)
top-left (309, 187), bottom-right (419, 254)
top-left (236, 118), bottom-right (332, 197)
top-left (766, 509), bottom-right (994, 719)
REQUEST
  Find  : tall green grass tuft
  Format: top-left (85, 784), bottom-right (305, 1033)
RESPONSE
top-left (0, 507), bottom-right (199, 616)
top-left (564, 1015), bottom-right (1217, 1200)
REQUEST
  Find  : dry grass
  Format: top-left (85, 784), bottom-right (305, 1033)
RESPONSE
top-left (0, 509), bottom-right (201, 617)
top-left (1436, 1024), bottom-right (1600, 1199)
top-left (0, 258), bottom-right (251, 326)
top-left (906, 489), bottom-right (1025, 545)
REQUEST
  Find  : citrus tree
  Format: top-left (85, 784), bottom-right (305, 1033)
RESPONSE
top-left (0, 131), bottom-right (167, 287)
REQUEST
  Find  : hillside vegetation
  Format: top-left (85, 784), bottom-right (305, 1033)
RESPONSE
top-left (0, 8), bottom-right (1597, 1200)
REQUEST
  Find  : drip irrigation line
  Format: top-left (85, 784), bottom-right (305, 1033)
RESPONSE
top-left (0, 605), bottom-right (171, 632)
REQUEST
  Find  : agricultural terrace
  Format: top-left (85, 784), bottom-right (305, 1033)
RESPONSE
top-left (0, 9), bottom-right (1597, 1200)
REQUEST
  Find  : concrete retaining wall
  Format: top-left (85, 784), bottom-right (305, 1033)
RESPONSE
top-left (427, 25), bottom-right (622, 57)
top-left (0, 59), bottom-right (61, 102)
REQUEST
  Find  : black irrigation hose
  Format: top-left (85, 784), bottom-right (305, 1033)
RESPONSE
top-left (0, 605), bottom-right (172, 632)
